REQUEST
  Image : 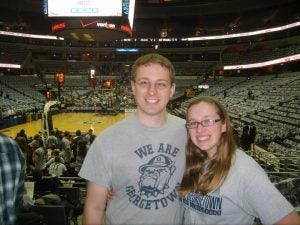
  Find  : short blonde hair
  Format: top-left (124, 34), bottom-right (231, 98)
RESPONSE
top-left (131, 53), bottom-right (175, 83)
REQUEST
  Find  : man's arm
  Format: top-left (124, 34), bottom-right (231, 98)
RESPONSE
top-left (274, 210), bottom-right (300, 225)
top-left (83, 181), bottom-right (108, 225)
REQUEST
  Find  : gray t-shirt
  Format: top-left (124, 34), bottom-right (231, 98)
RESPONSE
top-left (79, 114), bottom-right (187, 225)
top-left (180, 149), bottom-right (295, 225)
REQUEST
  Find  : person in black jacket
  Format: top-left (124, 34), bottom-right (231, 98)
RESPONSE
top-left (240, 124), bottom-right (251, 152)
top-left (249, 122), bottom-right (257, 147)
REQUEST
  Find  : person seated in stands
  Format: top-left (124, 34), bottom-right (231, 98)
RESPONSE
top-left (48, 156), bottom-right (67, 177)
top-left (31, 169), bottom-right (62, 198)
top-left (45, 149), bottom-right (64, 168)
top-left (247, 89), bottom-right (254, 99)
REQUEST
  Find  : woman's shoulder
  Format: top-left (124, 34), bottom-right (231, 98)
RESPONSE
top-left (233, 149), bottom-right (265, 174)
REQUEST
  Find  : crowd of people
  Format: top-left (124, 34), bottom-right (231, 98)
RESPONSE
top-left (0, 126), bottom-right (95, 225)
top-left (14, 127), bottom-right (96, 179)
top-left (1, 53), bottom-right (299, 225)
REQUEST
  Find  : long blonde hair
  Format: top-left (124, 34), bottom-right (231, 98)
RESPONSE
top-left (178, 96), bottom-right (237, 196)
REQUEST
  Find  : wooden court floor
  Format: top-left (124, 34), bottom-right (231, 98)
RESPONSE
top-left (0, 112), bottom-right (129, 139)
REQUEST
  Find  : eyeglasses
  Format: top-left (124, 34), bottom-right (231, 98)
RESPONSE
top-left (185, 119), bottom-right (222, 129)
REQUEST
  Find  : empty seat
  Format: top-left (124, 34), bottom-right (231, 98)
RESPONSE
top-left (32, 205), bottom-right (69, 225)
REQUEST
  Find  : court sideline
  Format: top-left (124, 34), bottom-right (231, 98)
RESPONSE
top-left (0, 112), bottom-right (129, 139)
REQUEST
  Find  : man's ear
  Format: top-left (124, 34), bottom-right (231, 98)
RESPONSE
top-left (131, 80), bottom-right (136, 96)
top-left (170, 83), bottom-right (176, 98)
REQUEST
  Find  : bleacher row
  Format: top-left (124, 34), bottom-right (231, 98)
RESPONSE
top-left (0, 75), bottom-right (45, 113)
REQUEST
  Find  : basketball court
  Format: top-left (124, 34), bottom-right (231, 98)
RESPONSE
top-left (0, 112), bottom-right (129, 139)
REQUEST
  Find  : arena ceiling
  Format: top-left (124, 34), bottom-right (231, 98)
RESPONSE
top-left (0, 0), bottom-right (299, 76)
top-left (0, 0), bottom-right (299, 41)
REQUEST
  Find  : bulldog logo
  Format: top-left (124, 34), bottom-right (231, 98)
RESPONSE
top-left (138, 154), bottom-right (176, 197)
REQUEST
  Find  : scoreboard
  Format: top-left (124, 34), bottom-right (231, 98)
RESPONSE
top-left (46, 0), bottom-right (123, 17)
top-left (43, 0), bottom-right (135, 41)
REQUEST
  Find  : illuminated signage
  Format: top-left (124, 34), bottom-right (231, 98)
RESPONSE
top-left (223, 54), bottom-right (300, 70)
top-left (56, 72), bottom-right (65, 84)
top-left (70, 8), bottom-right (99, 14)
top-left (0, 63), bottom-right (21, 69)
top-left (46, 0), bottom-right (123, 17)
top-left (115, 48), bottom-right (139, 52)
top-left (97, 22), bottom-right (116, 29)
top-left (120, 25), bottom-right (132, 35)
top-left (52, 22), bottom-right (66, 32)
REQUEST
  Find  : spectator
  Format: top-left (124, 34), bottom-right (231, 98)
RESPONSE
top-left (79, 53), bottom-right (187, 225)
top-left (61, 131), bottom-right (72, 164)
top-left (30, 140), bottom-right (46, 173)
top-left (247, 89), bottom-right (254, 99)
top-left (70, 130), bottom-right (83, 162)
top-left (232, 125), bottom-right (240, 147)
top-left (46, 130), bottom-right (58, 149)
top-left (87, 134), bottom-right (96, 149)
top-left (48, 156), bottom-right (67, 177)
top-left (45, 149), bottom-right (64, 168)
top-left (240, 124), bottom-right (251, 152)
top-left (84, 128), bottom-right (94, 143)
top-left (0, 133), bottom-right (26, 225)
top-left (74, 139), bottom-right (88, 173)
top-left (15, 129), bottom-right (28, 141)
top-left (249, 122), bottom-right (257, 147)
top-left (178, 96), bottom-right (300, 225)
top-left (15, 136), bottom-right (32, 175)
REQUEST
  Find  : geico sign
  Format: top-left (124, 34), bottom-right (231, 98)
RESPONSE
top-left (70, 8), bottom-right (99, 14)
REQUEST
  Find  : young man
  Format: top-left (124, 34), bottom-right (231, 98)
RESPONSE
top-left (79, 53), bottom-right (187, 225)
top-left (0, 133), bottom-right (26, 225)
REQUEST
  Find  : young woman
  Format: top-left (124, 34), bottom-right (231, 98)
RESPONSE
top-left (178, 96), bottom-right (300, 225)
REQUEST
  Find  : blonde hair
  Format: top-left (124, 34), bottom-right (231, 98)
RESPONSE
top-left (130, 53), bottom-right (175, 83)
top-left (178, 96), bottom-right (237, 196)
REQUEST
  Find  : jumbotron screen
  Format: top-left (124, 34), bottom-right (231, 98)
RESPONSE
top-left (44, 0), bottom-right (135, 41)
top-left (44, 0), bottom-right (123, 17)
